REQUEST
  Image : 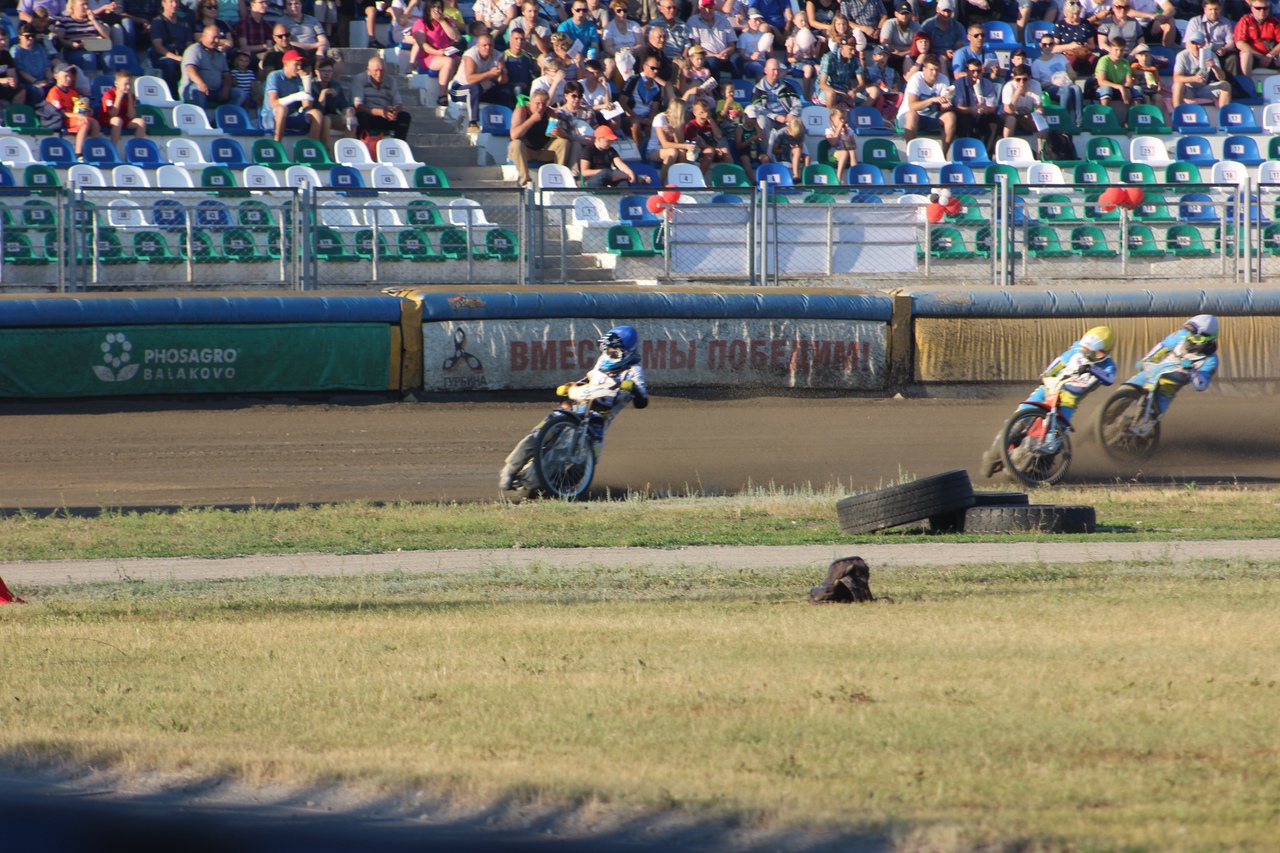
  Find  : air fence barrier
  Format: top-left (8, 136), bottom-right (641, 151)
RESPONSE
top-left (0, 181), bottom-right (1271, 291)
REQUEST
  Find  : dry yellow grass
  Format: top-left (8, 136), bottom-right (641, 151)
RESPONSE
top-left (3, 562), bottom-right (1279, 851)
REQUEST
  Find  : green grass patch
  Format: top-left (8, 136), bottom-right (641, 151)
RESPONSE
top-left (1, 485), bottom-right (1279, 561)
top-left (5, 561), bottom-right (1280, 851)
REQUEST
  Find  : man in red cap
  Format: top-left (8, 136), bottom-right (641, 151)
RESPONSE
top-left (579, 123), bottom-right (645, 187)
top-left (263, 48), bottom-right (329, 144)
top-left (688, 0), bottom-right (739, 77)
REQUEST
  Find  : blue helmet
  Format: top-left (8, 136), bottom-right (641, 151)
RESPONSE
top-left (597, 325), bottom-right (639, 371)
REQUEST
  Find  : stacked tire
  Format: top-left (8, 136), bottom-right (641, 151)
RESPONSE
top-left (836, 471), bottom-right (1096, 535)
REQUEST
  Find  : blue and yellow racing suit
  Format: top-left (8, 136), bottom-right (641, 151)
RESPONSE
top-left (1018, 340), bottom-right (1118, 423)
top-left (1130, 329), bottom-right (1219, 417)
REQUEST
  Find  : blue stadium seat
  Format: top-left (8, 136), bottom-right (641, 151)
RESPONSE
top-left (216, 104), bottom-right (267, 137)
top-left (619, 194), bottom-right (661, 226)
top-left (940, 162), bottom-right (976, 185)
top-left (1218, 103), bottom-right (1262, 133)
top-left (125, 137), bottom-right (169, 169)
top-left (849, 106), bottom-right (894, 136)
top-left (847, 163), bottom-right (885, 186)
top-left (1222, 135), bottom-right (1265, 167)
top-left (950, 137), bottom-right (993, 167)
top-left (1174, 135), bottom-right (1217, 167)
top-left (477, 104), bottom-right (512, 136)
top-left (38, 137), bottom-right (76, 169)
top-left (211, 137), bottom-right (253, 169)
top-left (1172, 104), bottom-right (1215, 134)
top-left (83, 138), bottom-right (123, 168)
top-left (891, 163), bottom-right (929, 186)
top-left (102, 45), bottom-right (144, 74)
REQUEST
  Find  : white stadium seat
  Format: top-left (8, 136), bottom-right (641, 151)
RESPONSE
top-left (376, 138), bottom-right (425, 169)
top-left (111, 164), bottom-right (150, 189)
top-left (135, 75), bottom-right (178, 108)
top-left (166, 138), bottom-right (211, 168)
top-left (285, 164), bottom-right (324, 189)
top-left (1130, 135), bottom-right (1174, 168)
top-left (172, 103), bottom-right (222, 136)
top-left (906, 138), bottom-right (948, 169)
top-left (666, 162), bottom-right (707, 188)
top-left (68, 163), bottom-right (107, 188)
top-left (995, 137), bottom-right (1037, 169)
top-left (242, 164), bottom-right (281, 188)
top-left (156, 163), bottom-right (194, 187)
top-left (370, 163), bottom-right (410, 189)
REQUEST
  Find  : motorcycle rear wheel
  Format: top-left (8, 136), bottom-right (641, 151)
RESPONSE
top-left (533, 417), bottom-right (596, 500)
top-left (1000, 409), bottom-right (1072, 487)
top-left (1097, 385), bottom-right (1161, 464)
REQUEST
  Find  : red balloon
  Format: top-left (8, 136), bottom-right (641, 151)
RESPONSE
top-left (659, 189), bottom-right (682, 205)
top-left (645, 195), bottom-right (667, 215)
top-left (925, 202), bottom-right (946, 223)
top-left (1098, 186), bottom-right (1125, 212)
top-left (1123, 187), bottom-right (1145, 209)
top-left (945, 196), bottom-right (963, 216)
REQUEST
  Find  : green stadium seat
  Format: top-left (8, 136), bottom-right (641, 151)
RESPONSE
top-left (313, 226), bottom-right (359, 261)
top-left (1037, 193), bottom-right (1079, 223)
top-left (945, 194), bottom-right (987, 223)
top-left (5, 104), bottom-right (56, 135)
top-left (294, 137), bottom-right (334, 169)
top-left (607, 224), bottom-right (657, 257)
top-left (1085, 136), bottom-right (1128, 167)
top-left (251, 139), bottom-right (293, 169)
top-left (802, 163), bottom-right (839, 186)
top-left (396, 228), bottom-right (445, 261)
top-left (1070, 225), bottom-right (1118, 258)
top-left (22, 164), bottom-right (61, 191)
top-left (136, 104), bottom-right (181, 137)
top-left (182, 229), bottom-right (228, 263)
top-left (1125, 224), bottom-right (1166, 259)
top-left (1120, 163), bottom-right (1156, 184)
top-left (221, 227), bottom-right (270, 262)
top-left (929, 226), bottom-right (977, 259)
top-left (406, 199), bottom-right (449, 230)
top-left (1027, 225), bottom-right (1073, 258)
top-left (1128, 103), bottom-right (1171, 134)
top-left (709, 163), bottom-right (750, 189)
top-left (802, 192), bottom-right (836, 203)
top-left (413, 164), bottom-right (457, 195)
top-left (485, 227), bottom-right (519, 260)
top-left (1165, 161), bottom-right (1203, 185)
top-left (1073, 162), bottom-right (1109, 186)
top-left (1083, 192), bottom-right (1121, 222)
top-left (1166, 224), bottom-right (1214, 257)
top-left (21, 199), bottom-right (57, 232)
top-left (237, 200), bottom-right (278, 232)
top-left (1133, 191), bottom-right (1175, 222)
top-left (1041, 104), bottom-right (1081, 135)
top-left (1083, 104), bottom-right (1126, 135)
top-left (3, 231), bottom-right (51, 265)
top-left (133, 230), bottom-right (182, 263)
top-left (1262, 223), bottom-right (1280, 255)
top-left (975, 225), bottom-right (1021, 259)
top-left (984, 163), bottom-right (1020, 188)
top-left (862, 138), bottom-right (902, 171)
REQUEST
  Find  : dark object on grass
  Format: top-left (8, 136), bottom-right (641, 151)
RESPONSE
top-left (810, 556), bottom-right (875, 603)
top-left (961, 504), bottom-right (1097, 534)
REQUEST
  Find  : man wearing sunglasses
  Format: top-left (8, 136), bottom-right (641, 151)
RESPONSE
top-left (555, 1), bottom-right (599, 55)
top-left (1096, 0), bottom-right (1142, 55)
top-left (1234, 0), bottom-right (1280, 73)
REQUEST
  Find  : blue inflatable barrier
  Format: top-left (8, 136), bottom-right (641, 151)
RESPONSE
top-left (0, 295), bottom-right (406, 328)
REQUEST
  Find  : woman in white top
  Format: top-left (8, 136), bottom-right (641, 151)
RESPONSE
top-left (390, 0), bottom-right (423, 74)
top-left (602, 0), bottom-right (641, 56)
top-left (531, 55), bottom-right (568, 104)
top-left (648, 98), bottom-right (694, 183)
top-left (1030, 33), bottom-right (1082, 125)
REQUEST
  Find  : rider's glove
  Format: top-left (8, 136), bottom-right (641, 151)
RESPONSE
top-left (619, 380), bottom-right (636, 392)
top-left (556, 384), bottom-right (570, 397)
top-left (1179, 359), bottom-right (1195, 369)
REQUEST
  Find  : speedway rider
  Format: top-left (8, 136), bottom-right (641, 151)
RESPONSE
top-left (981, 325), bottom-right (1117, 478)
top-left (1128, 314), bottom-right (1220, 417)
top-left (499, 325), bottom-right (649, 491)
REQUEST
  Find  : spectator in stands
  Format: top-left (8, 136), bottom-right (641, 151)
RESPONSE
top-left (745, 56), bottom-right (801, 148)
top-left (648, 0), bottom-right (689, 57)
top-left (150, 0), bottom-right (193, 94)
top-left (621, 49), bottom-right (668, 144)
top-left (1125, 0), bottom-right (1178, 48)
top-left (453, 32), bottom-right (512, 130)
top-left (647, 97), bottom-right (691, 179)
top-left (1031, 31), bottom-right (1082, 125)
top-left (264, 48), bottom-right (329, 142)
top-left (558, 80), bottom-right (597, 165)
top-left (684, 97), bottom-right (730, 174)
top-left (54, 0), bottom-right (110, 73)
top-left (602, 0), bottom-right (642, 66)
top-left (1014, 0), bottom-right (1059, 44)
top-left (956, 0), bottom-right (1009, 26)
top-left (310, 56), bottom-right (354, 135)
top-left (352, 55), bottom-right (410, 138)
top-left (824, 12), bottom-right (857, 51)
top-left (0, 31), bottom-right (28, 108)
top-left (921, 0), bottom-right (963, 63)
top-left (385, 0), bottom-right (419, 74)
top-left (502, 26), bottom-right (537, 96)
top-left (531, 54), bottom-right (567, 101)
top-left (1001, 64), bottom-right (1044, 151)
top-left (808, 0), bottom-right (840, 39)
top-left (737, 8), bottom-right (774, 77)
top-left (840, 0), bottom-right (882, 44)
top-left (182, 24), bottom-right (242, 108)
top-left (509, 0), bottom-right (551, 56)
top-left (689, 0), bottom-right (738, 75)
top-left (472, 0), bottom-right (517, 42)
top-left (580, 56), bottom-right (611, 106)
top-left (881, 2), bottom-right (919, 75)
top-left (770, 114), bottom-right (807, 178)
top-left (118, 0), bottom-right (160, 50)
top-left (556, 0), bottom-right (600, 53)
top-left (236, 0), bottom-right (274, 59)
top-left (678, 44), bottom-right (717, 100)
top-left (358, 0), bottom-right (387, 49)
top-left (508, 87), bottom-right (570, 184)
top-left (816, 34), bottom-right (864, 108)
top-left (824, 105), bottom-right (857, 181)
top-left (898, 52), bottom-right (955, 145)
top-left (282, 0), bottom-right (329, 60)
top-left (1096, 1), bottom-right (1144, 55)
top-left (548, 31), bottom-right (584, 81)
top-left (579, 124), bottom-right (644, 186)
top-left (1129, 41), bottom-right (1168, 113)
top-left (18, 0), bottom-right (66, 25)
top-left (863, 43), bottom-right (901, 116)
top-left (46, 63), bottom-right (99, 154)
top-left (1094, 36), bottom-right (1136, 123)
top-left (632, 23), bottom-right (674, 82)
top-left (1173, 31), bottom-right (1231, 106)
top-left (229, 48), bottom-right (260, 107)
top-left (259, 23), bottom-right (290, 75)
top-left (951, 24), bottom-right (996, 78)
top-left (96, 67), bottom-right (145, 144)
top-left (195, 0), bottom-right (235, 49)
top-left (1052, 0), bottom-right (1097, 77)
top-left (784, 12), bottom-right (819, 98)
top-left (13, 26), bottom-right (52, 103)
top-left (952, 56), bottom-right (998, 149)
top-left (411, 0), bottom-right (460, 105)
top-left (1186, 0), bottom-right (1239, 75)
top-left (1234, 0), bottom-right (1280, 73)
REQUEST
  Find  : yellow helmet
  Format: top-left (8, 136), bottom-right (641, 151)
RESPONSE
top-left (1079, 326), bottom-right (1114, 360)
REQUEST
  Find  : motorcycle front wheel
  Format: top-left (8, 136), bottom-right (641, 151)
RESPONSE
top-left (533, 417), bottom-right (596, 500)
top-left (1097, 385), bottom-right (1161, 464)
top-left (1000, 408), bottom-right (1072, 487)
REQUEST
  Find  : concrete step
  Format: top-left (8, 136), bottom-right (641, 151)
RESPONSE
top-left (406, 133), bottom-right (474, 148)
top-left (448, 166), bottom-right (507, 182)
top-left (420, 147), bottom-right (488, 167)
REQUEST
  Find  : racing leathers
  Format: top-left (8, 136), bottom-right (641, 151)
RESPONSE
top-left (1130, 329), bottom-right (1219, 417)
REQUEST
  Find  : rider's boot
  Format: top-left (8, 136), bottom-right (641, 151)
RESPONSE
top-left (499, 430), bottom-right (539, 490)
top-left (980, 428), bottom-right (1006, 478)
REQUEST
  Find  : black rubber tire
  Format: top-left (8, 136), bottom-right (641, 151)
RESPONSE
top-left (1000, 408), bottom-right (1073, 488)
top-left (533, 416), bottom-right (595, 500)
top-left (961, 504), bottom-right (1097, 534)
top-left (929, 491), bottom-right (1030, 532)
top-left (837, 470), bottom-right (975, 534)
top-left (1097, 384), bottom-right (1161, 464)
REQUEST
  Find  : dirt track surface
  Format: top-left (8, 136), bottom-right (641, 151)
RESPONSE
top-left (1, 391), bottom-right (1278, 511)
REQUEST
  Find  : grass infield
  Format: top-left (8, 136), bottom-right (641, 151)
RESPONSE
top-left (4, 560), bottom-right (1280, 851)
top-left (0, 484), bottom-right (1278, 561)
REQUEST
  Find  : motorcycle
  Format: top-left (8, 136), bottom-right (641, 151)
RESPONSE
top-left (504, 380), bottom-right (623, 500)
top-left (999, 374), bottom-right (1074, 487)
top-left (1096, 354), bottom-right (1202, 464)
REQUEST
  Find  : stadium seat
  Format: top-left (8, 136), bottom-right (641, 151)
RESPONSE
top-left (1083, 105), bottom-right (1126, 135)
top-left (252, 139), bottom-right (293, 169)
top-left (1036, 193), bottom-right (1079, 222)
top-left (1263, 223), bottom-right (1280, 254)
top-left (478, 103), bottom-right (512, 136)
top-left (111, 164), bottom-right (149, 189)
top-left (156, 163), bottom-right (194, 187)
top-left (329, 164), bottom-right (373, 195)
top-left (1023, 19), bottom-right (1054, 48)
top-left (68, 163), bottom-right (106, 188)
top-left (438, 226), bottom-right (479, 260)
top-left (756, 162), bottom-right (795, 186)
top-left (1211, 160), bottom-right (1248, 186)
top-left (238, 199), bottom-right (278, 232)
top-left (485, 227), bottom-right (519, 260)
top-left (1263, 103), bottom-right (1280, 134)
top-left (1258, 161), bottom-right (1280, 185)
top-left (945, 194), bottom-right (986, 223)
top-left (377, 138), bottom-right (426, 169)
top-left (1128, 104), bottom-right (1170, 134)
top-left (906, 138), bottom-right (947, 169)
top-left (1231, 74), bottom-right (1264, 104)
top-left (194, 199), bottom-right (234, 231)
top-left (23, 164), bottom-right (60, 191)
top-left (151, 198), bottom-right (187, 231)
top-left (862, 138), bottom-right (902, 170)
top-left (103, 45), bottom-right (144, 74)
top-left (1178, 192), bottom-right (1216, 221)
top-left (1222, 135), bottom-right (1265, 167)
top-left (1166, 161), bottom-right (1204, 185)
top-left (802, 191), bottom-right (836, 203)
top-left (1175, 136), bottom-right (1217, 167)
top-left (1172, 104), bottom-right (1215, 134)
top-left (1167, 224), bottom-right (1214, 257)
top-left (847, 163), bottom-right (885, 186)
top-left (995, 137), bottom-right (1037, 169)
top-left (172, 103), bottom-right (222, 136)
top-left (0, 136), bottom-right (39, 168)
top-left (1025, 162), bottom-right (1065, 186)
top-left (89, 74), bottom-right (113, 107)
top-left (3, 231), bottom-right (51, 265)
top-left (1126, 224), bottom-right (1166, 258)
top-left (1133, 191), bottom-right (1175, 222)
top-left (730, 79), bottom-right (751, 103)
top-left (982, 20), bottom-right (1019, 49)
top-left (1085, 136), bottom-right (1127, 167)
top-left (212, 138), bottom-right (253, 169)
top-left (709, 163), bottom-right (749, 188)
top-left (242, 164), bottom-right (281, 189)
top-left (294, 138), bottom-right (335, 169)
top-left (221, 227), bottom-right (270, 262)
top-left (1083, 192), bottom-right (1120, 221)
top-left (849, 106), bottom-right (894, 135)
top-left (216, 104), bottom-right (267, 136)
top-left (1040, 105), bottom-right (1080, 136)
top-left (536, 163), bottom-right (576, 190)
top-left (334, 137), bottom-right (375, 170)
top-left (412, 164), bottom-right (452, 191)
top-left (1027, 225), bottom-right (1073, 258)
top-left (1130, 136), bottom-right (1174, 168)
top-left (1070, 225), bottom-right (1117, 258)
top-left (312, 226), bottom-right (359, 261)
top-left (939, 162), bottom-right (975, 186)
top-left (802, 163), bottom-right (839, 185)
top-left (396, 229), bottom-right (445, 261)
top-left (132, 230), bottom-right (181, 263)
top-left (667, 162), bottom-right (707, 189)
top-left (1218, 103), bottom-right (1262, 133)
top-left (801, 105), bottom-right (830, 138)
top-left (1119, 162), bottom-right (1156, 184)
top-left (619, 194), bottom-right (661, 226)
top-left (105, 201), bottom-right (146, 229)
top-left (38, 137), bottom-right (77, 169)
top-left (929, 225), bottom-right (977, 259)
top-left (625, 160), bottom-right (661, 187)
top-left (135, 74), bottom-right (178, 108)
top-left (447, 198), bottom-right (497, 230)
top-left (370, 163), bottom-right (410, 189)
top-left (950, 138), bottom-right (993, 168)
top-left (125, 137), bottom-right (168, 169)
top-left (201, 164), bottom-right (240, 191)
top-left (891, 163), bottom-right (928, 186)
top-left (166, 138), bottom-right (211, 169)
top-left (5, 104), bottom-right (55, 136)
top-left (286, 165), bottom-right (324, 189)
top-left (0, 164), bottom-right (15, 187)
top-left (1146, 44), bottom-right (1177, 75)
top-left (82, 138), bottom-right (123, 169)
top-left (984, 163), bottom-right (1019, 188)
top-left (406, 199), bottom-right (448, 229)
